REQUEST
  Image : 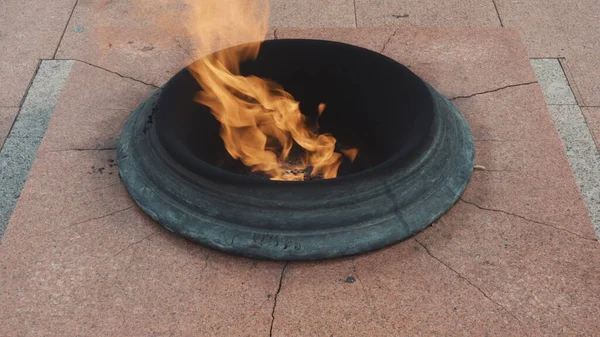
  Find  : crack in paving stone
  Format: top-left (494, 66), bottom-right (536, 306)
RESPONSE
top-left (15, 205), bottom-right (135, 245)
top-left (491, 0), bottom-right (504, 27)
top-left (244, 297), bottom-right (272, 327)
top-left (56, 59), bottom-right (159, 88)
top-left (81, 181), bottom-right (122, 194)
top-left (111, 230), bottom-right (158, 258)
top-left (60, 206), bottom-right (133, 232)
top-left (476, 169), bottom-right (518, 172)
top-left (380, 28), bottom-right (399, 54)
top-left (459, 198), bottom-right (597, 242)
top-left (57, 182), bottom-right (124, 201)
top-left (171, 36), bottom-right (192, 58)
top-left (269, 262), bottom-right (288, 337)
top-left (68, 179), bottom-right (121, 194)
top-left (557, 58), bottom-right (586, 107)
top-left (163, 32), bottom-right (195, 61)
top-left (414, 238), bottom-right (529, 336)
top-left (273, 29), bottom-right (279, 40)
top-left (0, 61), bottom-right (42, 155)
top-left (52, 0), bottom-right (80, 59)
top-left (474, 138), bottom-right (521, 142)
top-left (353, 0), bottom-right (358, 27)
top-left (450, 81), bottom-right (538, 100)
top-left (47, 147), bottom-right (117, 152)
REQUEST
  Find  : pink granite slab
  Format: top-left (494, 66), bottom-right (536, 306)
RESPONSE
top-left (0, 0), bottom-right (76, 113)
top-left (274, 242), bottom-right (520, 336)
top-left (0, 151), bottom-right (283, 336)
top-left (453, 85), bottom-right (595, 239)
top-left (0, 60), bottom-right (39, 108)
top-left (55, 0), bottom-right (278, 88)
top-left (277, 28), bottom-right (537, 100)
top-left (0, 0), bottom-right (77, 61)
top-left (269, 0), bottom-right (356, 27)
top-left (1, 28), bottom-right (599, 336)
top-left (416, 202), bottom-right (600, 336)
top-left (561, 53), bottom-right (600, 107)
top-left (494, 0), bottom-right (600, 58)
top-left (354, 0), bottom-right (500, 27)
top-left (54, 0), bottom-right (188, 87)
top-left (37, 61), bottom-right (156, 153)
top-left (494, 0), bottom-right (600, 121)
top-left (275, 27), bottom-right (395, 52)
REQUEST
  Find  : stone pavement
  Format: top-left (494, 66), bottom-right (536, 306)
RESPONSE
top-left (1, 1), bottom-right (600, 336)
top-left (2, 0), bottom-right (599, 238)
top-left (1, 27), bottom-right (600, 336)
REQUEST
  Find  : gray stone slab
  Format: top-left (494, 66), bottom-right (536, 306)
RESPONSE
top-left (0, 60), bottom-right (73, 239)
top-left (530, 59), bottom-right (577, 105)
top-left (531, 58), bottom-right (600, 237)
top-left (547, 104), bottom-right (600, 236)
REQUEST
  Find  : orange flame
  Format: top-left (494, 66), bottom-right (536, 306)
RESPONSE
top-left (179, 0), bottom-right (356, 180)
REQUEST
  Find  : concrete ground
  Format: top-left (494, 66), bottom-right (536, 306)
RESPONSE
top-left (1, 1), bottom-right (600, 336)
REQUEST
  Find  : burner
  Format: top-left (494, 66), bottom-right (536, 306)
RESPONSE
top-left (117, 39), bottom-right (474, 260)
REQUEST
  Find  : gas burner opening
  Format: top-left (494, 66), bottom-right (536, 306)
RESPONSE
top-left (154, 39), bottom-right (434, 183)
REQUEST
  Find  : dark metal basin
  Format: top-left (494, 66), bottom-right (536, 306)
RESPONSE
top-left (117, 39), bottom-right (474, 260)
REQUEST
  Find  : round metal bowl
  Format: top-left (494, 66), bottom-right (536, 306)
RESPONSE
top-left (117, 39), bottom-right (474, 260)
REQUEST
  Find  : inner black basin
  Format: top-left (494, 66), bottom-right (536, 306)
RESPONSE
top-left (154, 39), bottom-right (434, 181)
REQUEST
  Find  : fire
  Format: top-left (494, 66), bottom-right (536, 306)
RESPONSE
top-left (179, 0), bottom-right (357, 180)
